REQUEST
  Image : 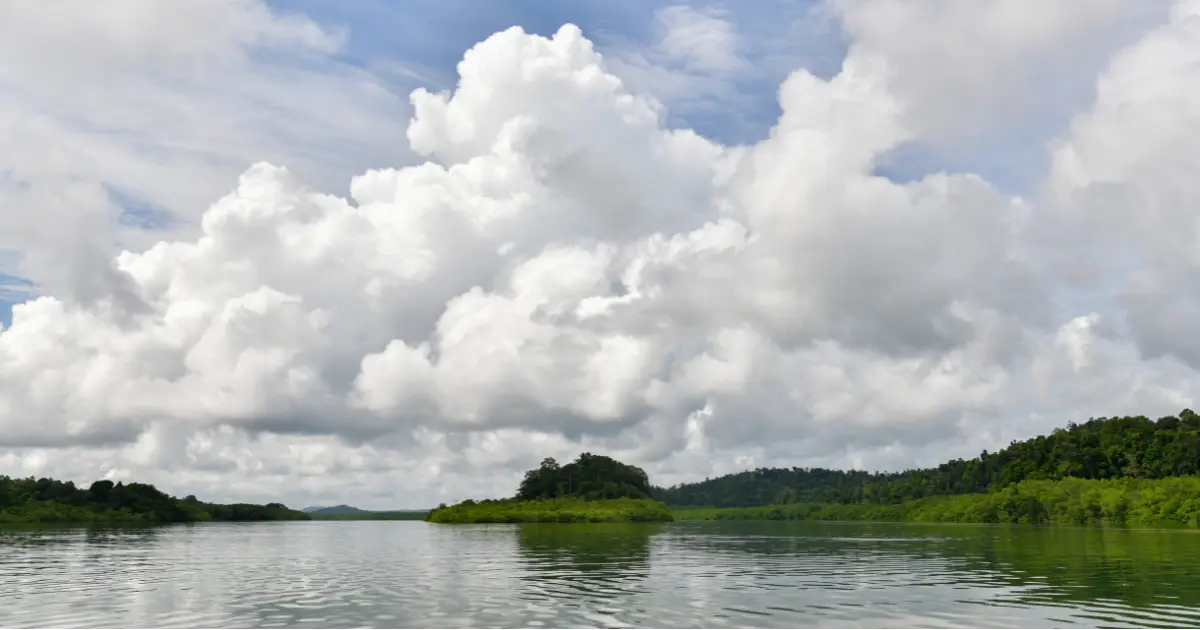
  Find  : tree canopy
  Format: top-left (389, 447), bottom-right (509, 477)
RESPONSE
top-left (0, 475), bottom-right (310, 523)
top-left (653, 411), bottom-right (1200, 508)
top-left (516, 453), bottom-right (652, 501)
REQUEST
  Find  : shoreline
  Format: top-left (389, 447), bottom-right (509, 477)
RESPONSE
top-left (426, 497), bottom-right (674, 523)
top-left (665, 476), bottom-right (1200, 529)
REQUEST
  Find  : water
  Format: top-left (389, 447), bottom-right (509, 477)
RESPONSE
top-left (2, 520), bottom-right (1199, 628)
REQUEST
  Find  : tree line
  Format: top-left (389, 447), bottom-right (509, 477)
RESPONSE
top-left (0, 476), bottom-right (309, 523)
top-left (674, 476), bottom-right (1200, 527)
top-left (653, 411), bottom-right (1200, 508)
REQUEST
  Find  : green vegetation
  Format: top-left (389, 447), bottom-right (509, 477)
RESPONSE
top-left (429, 453), bottom-right (672, 523)
top-left (431, 413), bottom-right (1200, 526)
top-left (308, 510), bottom-right (428, 521)
top-left (427, 497), bottom-right (673, 523)
top-left (657, 412), bottom-right (1200, 527)
top-left (0, 476), bottom-right (310, 524)
top-left (672, 476), bottom-right (1200, 527)
top-left (655, 411), bottom-right (1200, 507)
top-left (516, 453), bottom-right (653, 500)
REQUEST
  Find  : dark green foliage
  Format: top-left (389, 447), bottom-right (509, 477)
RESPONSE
top-left (654, 411), bottom-right (1200, 507)
top-left (430, 453), bottom-right (669, 523)
top-left (427, 497), bottom-right (673, 523)
top-left (0, 476), bottom-right (310, 523)
top-left (516, 453), bottom-right (652, 501)
top-left (201, 503), bottom-right (310, 522)
top-left (673, 476), bottom-right (1200, 527)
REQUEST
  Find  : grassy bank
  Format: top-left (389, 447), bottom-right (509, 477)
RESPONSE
top-left (671, 476), bottom-right (1200, 527)
top-left (427, 497), bottom-right (674, 523)
top-left (308, 510), bottom-right (428, 521)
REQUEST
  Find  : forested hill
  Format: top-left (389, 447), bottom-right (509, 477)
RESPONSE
top-left (0, 476), bottom-right (310, 523)
top-left (652, 411), bottom-right (1200, 508)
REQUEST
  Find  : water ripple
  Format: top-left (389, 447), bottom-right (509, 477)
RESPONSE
top-left (2, 521), bottom-right (1199, 627)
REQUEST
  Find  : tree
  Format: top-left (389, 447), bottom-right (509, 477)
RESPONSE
top-left (516, 453), bottom-right (652, 501)
top-left (89, 480), bottom-right (115, 503)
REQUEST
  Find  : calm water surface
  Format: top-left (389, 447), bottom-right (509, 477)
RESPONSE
top-left (2, 520), bottom-right (1199, 628)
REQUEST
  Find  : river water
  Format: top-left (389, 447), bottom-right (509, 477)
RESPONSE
top-left (2, 520), bottom-right (1198, 628)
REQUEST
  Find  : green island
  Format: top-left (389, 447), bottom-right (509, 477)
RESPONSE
top-left (657, 410), bottom-right (1200, 527)
top-left (0, 477), bottom-right (310, 523)
top-left (427, 453), bottom-right (675, 523)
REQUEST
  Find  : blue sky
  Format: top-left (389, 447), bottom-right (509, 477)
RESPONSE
top-left (271, 0), bottom-right (1072, 190)
top-left (0, 273), bottom-right (32, 328)
top-left (272, 0), bottom-right (847, 145)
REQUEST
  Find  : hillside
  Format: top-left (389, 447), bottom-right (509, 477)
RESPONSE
top-left (653, 410), bottom-right (1200, 508)
top-left (303, 504), bottom-right (369, 514)
top-left (301, 505), bottom-right (431, 520)
top-left (672, 476), bottom-right (1200, 527)
top-left (307, 510), bottom-right (429, 521)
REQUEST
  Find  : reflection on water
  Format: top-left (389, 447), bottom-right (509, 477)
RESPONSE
top-left (514, 524), bottom-right (658, 626)
top-left (2, 520), bottom-right (1199, 628)
top-left (649, 522), bottom-right (1200, 628)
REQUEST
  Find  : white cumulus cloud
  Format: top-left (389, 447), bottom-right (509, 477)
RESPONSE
top-left (1, 3), bottom-right (1198, 509)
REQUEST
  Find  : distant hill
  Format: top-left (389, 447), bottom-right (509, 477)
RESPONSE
top-left (302, 504), bottom-right (368, 514)
top-left (302, 504), bottom-right (428, 514)
top-left (303, 505), bottom-right (429, 521)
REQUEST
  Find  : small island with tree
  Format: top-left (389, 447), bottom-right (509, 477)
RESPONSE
top-left (426, 453), bottom-right (673, 523)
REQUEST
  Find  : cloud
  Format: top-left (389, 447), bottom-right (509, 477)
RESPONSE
top-left (0, 0), bottom-right (417, 303)
top-left (1047, 0), bottom-right (1200, 369)
top-left (1, 3), bottom-right (1199, 509)
top-left (831, 0), bottom-right (1170, 144)
top-left (0, 0), bottom-right (339, 75)
top-left (832, 0), bottom-right (1173, 194)
top-left (600, 5), bottom-right (759, 138)
top-left (655, 5), bottom-right (745, 73)
top-left (591, 2), bottom-right (845, 145)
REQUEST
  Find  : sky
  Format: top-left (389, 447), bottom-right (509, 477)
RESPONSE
top-left (0, 0), bottom-right (1196, 510)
